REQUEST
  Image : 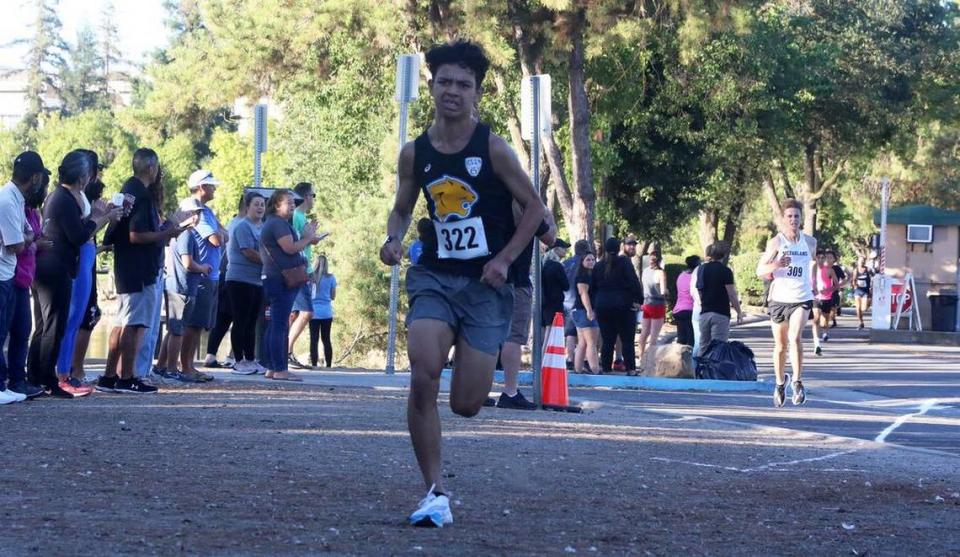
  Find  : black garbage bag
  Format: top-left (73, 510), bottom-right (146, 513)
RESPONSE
top-left (695, 340), bottom-right (758, 381)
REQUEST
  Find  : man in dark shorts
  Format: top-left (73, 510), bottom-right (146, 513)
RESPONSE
top-left (757, 199), bottom-right (818, 407)
top-left (489, 209), bottom-right (556, 410)
top-left (379, 40), bottom-right (545, 527)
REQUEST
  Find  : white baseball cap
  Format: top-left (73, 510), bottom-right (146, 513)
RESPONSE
top-left (187, 169), bottom-right (221, 190)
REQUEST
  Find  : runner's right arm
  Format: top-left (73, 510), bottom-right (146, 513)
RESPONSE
top-left (380, 142), bottom-right (418, 266)
top-left (756, 236), bottom-right (784, 278)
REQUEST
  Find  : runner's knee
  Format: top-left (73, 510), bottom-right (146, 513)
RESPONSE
top-left (450, 398), bottom-right (482, 418)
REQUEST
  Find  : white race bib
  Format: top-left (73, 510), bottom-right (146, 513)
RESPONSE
top-left (434, 217), bottom-right (489, 260)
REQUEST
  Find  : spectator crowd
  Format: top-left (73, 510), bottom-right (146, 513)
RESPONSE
top-left (0, 149), bottom-right (336, 405)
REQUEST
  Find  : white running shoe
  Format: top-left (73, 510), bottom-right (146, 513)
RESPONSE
top-left (231, 360), bottom-right (258, 375)
top-left (1, 389), bottom-right (27, 403)
top-left (408, 484), bottom-right (453, 528)
top-left (0, 390), bottom-right (20, 405)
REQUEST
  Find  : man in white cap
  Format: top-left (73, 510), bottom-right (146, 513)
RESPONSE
top-left (178, 169), bottom-right (227, 380)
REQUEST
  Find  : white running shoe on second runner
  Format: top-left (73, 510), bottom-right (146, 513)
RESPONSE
top-left (409, 485), bottom-right (453, 528)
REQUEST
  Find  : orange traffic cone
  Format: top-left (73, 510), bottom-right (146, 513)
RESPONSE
top-left (540, 312), bottom-right (581, 413)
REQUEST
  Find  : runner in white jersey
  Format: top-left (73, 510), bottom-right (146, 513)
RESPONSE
top-left (756, 199), bottom-right (818, 407)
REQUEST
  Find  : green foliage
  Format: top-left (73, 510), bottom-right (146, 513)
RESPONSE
top-left (729, 251), bottom-right (765, 306)
top-left (33, 110), bottom-right (136, 191)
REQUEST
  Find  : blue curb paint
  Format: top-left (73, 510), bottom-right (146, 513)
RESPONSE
top-left (441, 369), bottom-right (769, 393)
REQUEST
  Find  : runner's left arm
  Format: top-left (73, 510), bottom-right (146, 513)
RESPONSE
top-left (486, 134), bottom-right (546, 287)
top-left (808, 236), bottom-right (819, 297)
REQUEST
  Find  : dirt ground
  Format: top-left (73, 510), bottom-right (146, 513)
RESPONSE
top-left (1, 381), bottom-right (957, 556)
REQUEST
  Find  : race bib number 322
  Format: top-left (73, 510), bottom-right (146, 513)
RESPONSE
top-left (435, 217), bottom-right (490, 260)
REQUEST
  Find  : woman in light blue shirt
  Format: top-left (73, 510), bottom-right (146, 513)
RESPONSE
top-left (309, 254), bottom-right (337, 368)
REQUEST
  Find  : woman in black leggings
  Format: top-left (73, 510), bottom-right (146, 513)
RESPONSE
top-left (224, 192), bottom-right (265, 374)
top-left (29, 151), bottom-right (121, 397)
top-left (590, 237), bottom-right (643, 374)
top-left (308, 255), bottom-right (337, 368)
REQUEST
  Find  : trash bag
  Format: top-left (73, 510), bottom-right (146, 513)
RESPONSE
top-left (641, 343), bottom-right (694, 379)
top-left (694, 340), bottom-right (758, 381)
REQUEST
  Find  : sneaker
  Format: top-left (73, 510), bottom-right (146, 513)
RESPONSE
top-left (773, 383), bottom-right (786, 408)
top-left (222, 356), bottom-right (236, 368)
top-left (95, 375), bottom-right (118, 393)
top-left (496, 390), bottom-right (537, 410)
top-left (815, 346), bottom-right (822, 356)
top-left (482, 397), bottom-right (496, 407)
top-left (408, 485), bottom-right (453, 528)
top-left (175, 371), bottom-right (206, 383)
top-left (792, 380), bottom-right (806, 405)
top-left (8, 380), bottom-right (44, 399)
top-left (60, 378), bottom-right (93, 397)
top-left (612, 360), bottom-right (626, 372)
top-left (1, 388), bottom-right (26, 403)
top-left (822, 334), bottom-right (829, 342)
top-left (114, 378), bottom-right (158, 394)
top-left (0, 389), bottom-right (20, 405)
top-left (288, 353), bottom-right (308, 369)
top-left (857, 323), bottom-right (865, 330)
top-left (253, 361), bottom-right (267, 374)
top-left (231, 360), bottom-right (258, 375)
top-left (565, 360), bottom-right (574, 371)
top-left (47, 384), bottom-right (76, 399)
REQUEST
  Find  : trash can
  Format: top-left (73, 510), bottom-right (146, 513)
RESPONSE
top-left (928, 291), bottom-right (958, 332)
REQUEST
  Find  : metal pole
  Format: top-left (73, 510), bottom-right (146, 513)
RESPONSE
top-left (530, 76), bottom-right (543, 406)
top-left (253, 104), bottom-right (267, 188)
top-left (386, 55), bottom-right (418, 375)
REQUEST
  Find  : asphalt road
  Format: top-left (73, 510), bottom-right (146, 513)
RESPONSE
top-left (574, 313), bottom-right (960, 457)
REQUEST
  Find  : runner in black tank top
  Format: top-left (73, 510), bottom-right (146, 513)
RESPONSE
top-left (413, 123), bottom-right (515, 278)
top-left (379, 40), bottom-right (546, 528)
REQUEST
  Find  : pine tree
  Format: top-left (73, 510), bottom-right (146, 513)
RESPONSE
top-left (60, 25), bottom-right (108, 115)
top-left (20, 0), bottom-right (67, 132)
top-left (99, 1), bottom-right (125, 104)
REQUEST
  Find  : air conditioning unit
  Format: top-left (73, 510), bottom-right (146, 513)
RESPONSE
top-left (906, 224), bottom-right (933, 243)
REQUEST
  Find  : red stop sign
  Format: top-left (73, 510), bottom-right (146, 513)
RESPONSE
top-left (891, 283), bottom-right (913, 312)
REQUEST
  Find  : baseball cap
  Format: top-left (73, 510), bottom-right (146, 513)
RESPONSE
top-left (178, 197), bottom-right (204, 212)
top-left (553, 238), bottom-right (571, 249)
top-left (13, 151), bottom-right (51, 176)
top-left (623, 234), bottom-right (638, 245)
top-left (187, 169), bottom-right (220, 190)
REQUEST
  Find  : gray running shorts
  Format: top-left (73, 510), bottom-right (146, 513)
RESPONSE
top-left (405, 265), bottom-right (514, 356)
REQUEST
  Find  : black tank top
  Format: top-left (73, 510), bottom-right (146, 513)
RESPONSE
top-left (414, 123), bottom-right (515, 279)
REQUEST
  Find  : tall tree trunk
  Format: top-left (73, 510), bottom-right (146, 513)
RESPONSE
top-left (492, 71), bottom-right (529, 169)
top-left (802, 142), bottom-right (819, 234)
top-left (762, 171), bottom-right (781, 217)
top-left (698, 209), bottom-right (718, 253)
top-left (567, 7), bottom-right (595, 245)
top-left (508, 3), bottom-right (578, 238)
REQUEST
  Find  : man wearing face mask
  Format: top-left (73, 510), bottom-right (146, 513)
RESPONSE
top-left (0, 152), bottom-right (51, 403)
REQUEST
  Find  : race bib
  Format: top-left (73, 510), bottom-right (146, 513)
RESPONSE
top-left (434, 217), bottom-right (489, 260)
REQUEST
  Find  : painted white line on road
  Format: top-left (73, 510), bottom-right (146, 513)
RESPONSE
top-left (652, 449), bottom-right (858, 474)
top-left (650, 457), bottom-right (742, 472)
top-left (875, 399), bottom-right (937, 443)
top-left (746, 450), bottom-right (858, 472)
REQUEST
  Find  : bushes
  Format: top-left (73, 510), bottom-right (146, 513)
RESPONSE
top-left (729, 251), bottom-right (765, 306)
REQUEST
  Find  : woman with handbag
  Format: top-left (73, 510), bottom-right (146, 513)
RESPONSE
top-left (259, 189), bottom-right (318, 381)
